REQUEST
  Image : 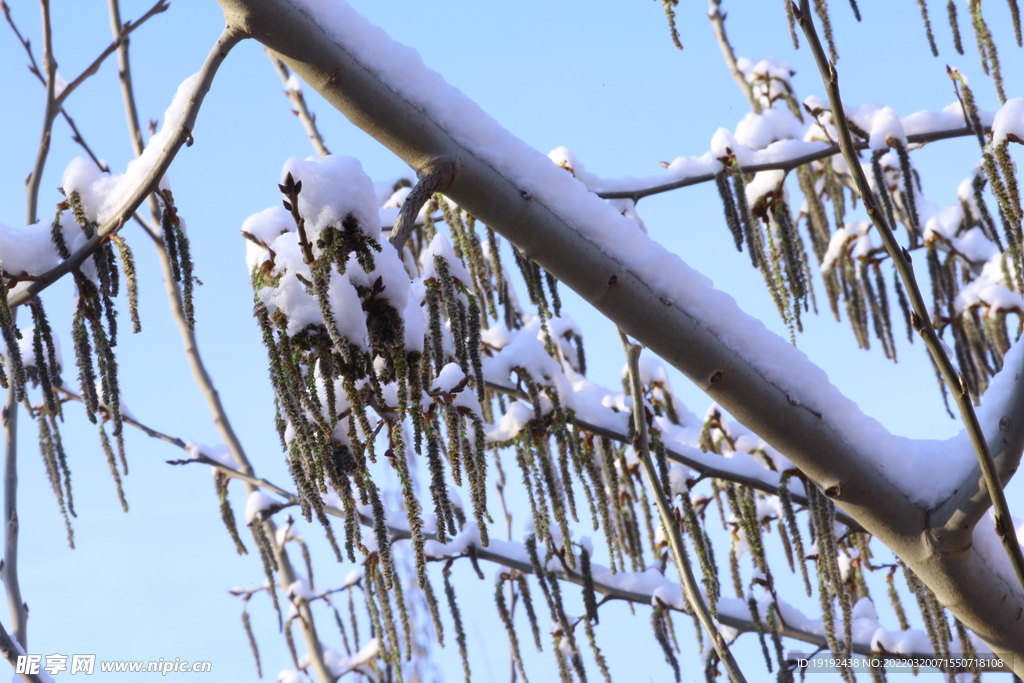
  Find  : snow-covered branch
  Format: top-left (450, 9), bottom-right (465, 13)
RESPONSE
top-left (215, 0), bottom-right (1024, 669)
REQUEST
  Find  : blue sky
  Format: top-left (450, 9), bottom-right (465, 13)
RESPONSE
top-left (1, 0), bottom-right (1023, 681)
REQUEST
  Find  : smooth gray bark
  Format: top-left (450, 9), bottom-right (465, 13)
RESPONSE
top-left (216, 0), bottom-right (1024, 670)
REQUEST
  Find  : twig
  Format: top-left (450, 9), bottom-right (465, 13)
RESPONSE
top-left (7, 24), bottom-right (245, 309)
top-left (389, 158), bottom-right (458, 250)
top-left (53, 0), bottom-right (169, 110)
top-left (596, 125), bottom-right (988, 202)
top-left (793, 0), bottom-right (1024, 594)
top-left (620, 330), bottom-right (747, 683)
top-left (707, 0), bottom-right (761, 113)
top-left (0, 618), bottom-right (47, 683)
top-left (2, 341), bottom-right (25, 651)
top-left (267, 52), bottom-right (330, 158)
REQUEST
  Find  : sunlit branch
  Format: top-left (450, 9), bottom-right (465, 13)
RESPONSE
top-left (6, 24), bottom-right (244, 309)
top-left (795, 0), bottom-right (1024, 596)
top-left (596, 125), bottom-right (987, 202)
top-left (2, 345), bottom-right (24, 651)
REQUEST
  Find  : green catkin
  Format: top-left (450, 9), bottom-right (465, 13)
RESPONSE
top-left (174, 224), bottom-right (196, 330)
top-left (426, 283), bottom-right (445, 374)
top-left (421, 574), bottom-right (445, 647)
top-left (580, 545), bottom-right (599, 623)
top-left (426, 425), bottom-right (456, 541)
top-left (0, 281), bottom-right (25, 400)
top-left (766, 604), bottom-right (791, 682)
top-left (365, 473), bottom-right (394, 589)
top-left (729, 546), bottom-right (744, 599)
top-left (893, 141), bottom-right (921, 238)
top-left (443, 563), bottom-right (472, 683)
top-left (515, 574), bottom-right (544, 652)
top-left (348, 587), bottom-right (362, 650)
top-left (682, 493), bottom-right (720, 615)
top-left (970, 0), bottom-right (1007, 102)
top-left (283, 622), bottom-right (300, 669)
top-left (36, 410), bottom-right (74, 548)
top-left (113, 236), bottom-right (141, 333)
top-left (1010, 0), bottom-right (1024, 45)
top-left (250, 519), bottom-right (281, 629)
top-left (715, 170), bottom-right (744, 251)
top-left (98, 423), bottom-right (128, 512)
top-left (814, 0), bottom-right (839, 61)
top-left (948, 0), bottom-right (965, 54)
top-left (731, 162), bottom-right (761, 269)
top-left (785, 0), bottom-right (800, 48)
top-left (50, 207), bottom-right (70, 259)
top-left (363, 571), bottom-right (384, 648)
top-left (995, 141), bottom-right (1023, 232)
top-left (748, 597), bottom-right (773, 673)
top-left (332, 607), bottom-right (352, 655)
top-left (954, 618), bottom-right (982, 683)
top-left (918, 0), bottom-right (940, 55)
top-left (389, 430), bottom-right (426, 588)
top-left (652, 606), bottom-right (681, 683)
top-left (546, 564), bottom-right (588, 683)
top-left (892, 269), bottom-right (914, 343)
top-left (904, 562), bottom-right (945, 667)
top-left (241, 609), bottom-right (262, 678)
top-left (779, 474), bottom-right (813, 596)
top-left (214, 470), bottom-right (248, 555)
top-left (871, 152), bottom-right (898, 231)
top-left (374, 569), bottom-right (403, 680)
top-left (584, 615), bottom-right (613, 683)
top-left (29, 305), bottom-right (57, 416)
top-left (495, 579), bottom-right (530, 683)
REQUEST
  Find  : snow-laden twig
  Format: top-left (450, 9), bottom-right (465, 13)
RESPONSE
top-left (795, 0), bottom-right (1024, 597)
top-left (7, 24), bottom-right (245, 309)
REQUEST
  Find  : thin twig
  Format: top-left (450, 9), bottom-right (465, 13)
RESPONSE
top-left (267, 52), bottom-right (330, 157)
top-left (0, 617), bottom-right (47, 683)
top-left (53, 0), bottom-right (169, 110)
top-left (707, 0), bottom-right (761, 113)
top-left (2, 340), bottom-right (25, 651)
top-left (7, 24), bottom-right (245, 309)
top-left (620, 330), bottom-right (747, 683)
top-left (794, 0), bottom-right (1024, 594)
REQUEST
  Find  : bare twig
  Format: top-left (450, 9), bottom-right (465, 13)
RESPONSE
top-left (389, 158), bottom-right (458, 250)
top-left (7, 24), bottom-right (245, 309)
top-left (794, 0), bottom-right (1024, 594)
top-left (707, 0), bottom-right (761, 113)
top-left (267, 52), bottom-right (330, 157)
top-left (53, 0), bottom-right (169, 110)
top-left (0, 617), bottom-right (47, 683)
top-left (2, 346), bottom-right (25, 651)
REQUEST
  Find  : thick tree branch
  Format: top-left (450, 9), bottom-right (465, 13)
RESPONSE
top-left (215, 0), bottom-right (1024, 666)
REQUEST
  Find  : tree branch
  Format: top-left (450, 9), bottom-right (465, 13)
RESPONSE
top-left (52, 0), bottom-right (169, 110)
top-left (594, 125), bottom-right (986, 202)
top-left (388, 157), bottom-right (458, 251)
top-left (215, 0), bottom-right (1024, 666)
top-left (267, 52), bottom-right (331, 158)
top-left (2, 345), bottom-right (25, 651)
top-left (794, 0), bottom-right (1024, 593)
